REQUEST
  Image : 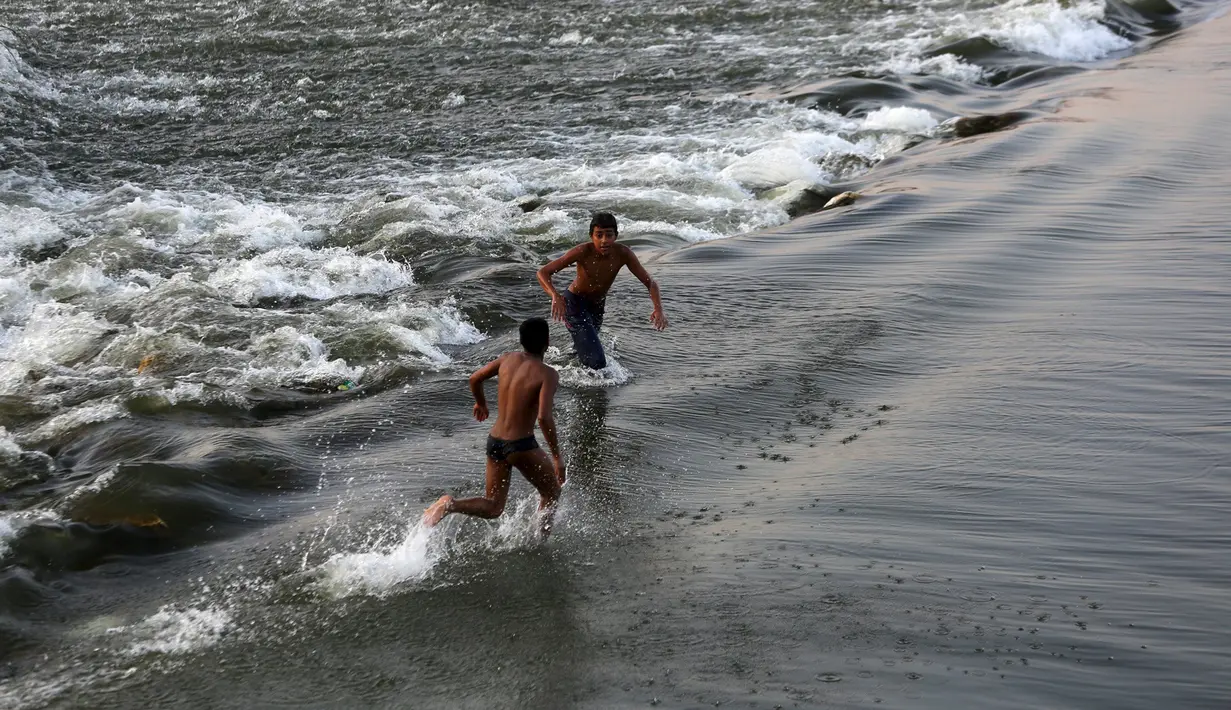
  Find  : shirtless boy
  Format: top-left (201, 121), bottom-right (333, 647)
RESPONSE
top-left (536, 212), bottom-right (668, 369)
top-left (422, 318), bottom-right (565, 536)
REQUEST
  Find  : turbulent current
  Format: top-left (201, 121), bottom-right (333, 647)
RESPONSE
top-left (1, 0), bottom-right (1229, 707)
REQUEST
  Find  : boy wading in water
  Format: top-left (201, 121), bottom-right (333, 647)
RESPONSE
top-left (423, 318), bottom-right (566, 536)
top-left (537, 212), bottom-right (668, 369)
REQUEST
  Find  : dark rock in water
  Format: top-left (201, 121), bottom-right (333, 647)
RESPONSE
top-left (760, 181), bottom-right (842, 218)
top-left (517, 195), bottom-right (546, 213)
top-left (17, 240), bottom-right (70, 265)
top-left (952, 111), bottom-right (1029, 138)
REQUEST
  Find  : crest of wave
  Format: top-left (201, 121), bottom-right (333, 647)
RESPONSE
top-left (864, 0), bottom-right (1132, 82)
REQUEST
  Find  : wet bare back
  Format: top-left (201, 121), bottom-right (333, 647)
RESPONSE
top-left (488, 352), bottom-right (556, 440)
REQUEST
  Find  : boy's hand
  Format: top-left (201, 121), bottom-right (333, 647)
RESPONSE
top-left (473, 403), bottom-right (489, 422)
top-left (651, 307), bottom-right (668, 331)
top-left (551, 293), bottom-right (567, 323)
top-left (554, 456), bottom-right (566, 485)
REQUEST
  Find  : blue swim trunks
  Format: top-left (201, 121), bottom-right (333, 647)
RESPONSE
top-left (562, 289), bottom-right (606, 369)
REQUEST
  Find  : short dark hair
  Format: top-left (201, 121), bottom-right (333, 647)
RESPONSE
top-left (519, 317), bottom-right (549, 355)
top-left (589, 212), bottom-right (618, 235)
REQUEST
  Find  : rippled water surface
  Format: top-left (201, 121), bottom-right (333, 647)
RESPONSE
top-left (1, 0), bottom-right (1229, 707)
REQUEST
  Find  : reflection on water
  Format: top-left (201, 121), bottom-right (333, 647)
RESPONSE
top-left (565, 388), bottom-right (611, 486)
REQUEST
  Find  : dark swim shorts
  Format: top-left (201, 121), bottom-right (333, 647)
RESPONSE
top-left (486, 434), bottom-right (540, 462)
top-left (562, 289), bottom-right (607, 370)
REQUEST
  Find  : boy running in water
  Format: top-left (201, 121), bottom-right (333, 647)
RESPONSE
top-left (423, 318), bottom-right (565, 536)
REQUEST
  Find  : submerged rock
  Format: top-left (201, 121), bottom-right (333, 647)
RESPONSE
top-left (516, 195), bottom-right (546, 213)
top-left (760, 180), bottom-right (842, 218)
top-left (822, 191), bottom-right (860, 210)
top-left (949, 111), bottom-right (1029, 138)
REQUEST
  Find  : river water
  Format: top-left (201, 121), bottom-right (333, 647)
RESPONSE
top-left (1, 0), bottom-right (1229, 707)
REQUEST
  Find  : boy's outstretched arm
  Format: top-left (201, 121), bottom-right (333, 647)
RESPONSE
top-left (537, 246), bottom-right (584, 323)
top-left (468, 355), bottom-right (503, 421)
top-left (622, 246), bottom-right (668, 331)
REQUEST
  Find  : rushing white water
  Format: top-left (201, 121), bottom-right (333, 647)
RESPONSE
top-left (111, 606), bottom-right (233, 656)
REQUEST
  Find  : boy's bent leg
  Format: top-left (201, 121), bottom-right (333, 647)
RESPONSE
top-left (423, 457), bottom-right (512, 526)
top-left (509, 448), bottom-right (563, 537)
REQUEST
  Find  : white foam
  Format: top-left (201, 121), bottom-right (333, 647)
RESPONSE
top-left (213, 201), bottom-right (322, 252)
top-left (0, 426), bottom-right (21, 462)
top-left (87, 192), bottom-right (207, 240)
top-left (549, 31), bottom-right (595, 47)
top-left (883, 53), bottom-right (987, 83)
top-left (0, 205), bottom-right (69, 254)
top-left (316, 522), bottom-right (442, 598)
top-left (721, 145), bottom-right (831, 190)
top-left (0, 514), bottom-right (17, 558)
top-left (20, 403), bottom-right (127, 446)
top-left (861, 106), bottom-right (939, 135)
top-left (488, 496), bottom-right (555, 548)
top-left (63, 68), bottom-right (203, 117)
top-left (353, 98), bottom-right (932, 248)
top-left (0, 304), bottom-right (121, 390)
top-left (619, 217), bottom-right (731, 243)
top-left (384, 325), bottom-right (451, 365)
top-left (981, 0), bottom-right (1131, 62)
top-left (90, 69), bottom-right (195, 93)
top-left (241, 326), bottom-right (364, 386)
top-left (207, 246), bottom-right (413, 304)
top-left (113, 606), bottom-right (231, 656)
top-left (327, 297), bottom-right (486, 347)
top-left (547, 345), bottom-right (634, 388)
top-left (88, 189), bottom-right (324, 251)
top-left (94, 95), bottom-right (202, 116)
top-left (441, 92), bottom-right (466, 109)
top-left (862, 0), bottom-right (1132, 83)
top-left (314, 495), bottom-right (556, 598)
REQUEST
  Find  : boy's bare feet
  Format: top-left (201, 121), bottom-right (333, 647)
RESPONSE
top-left (422, 495), bottom-right (454, 527)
